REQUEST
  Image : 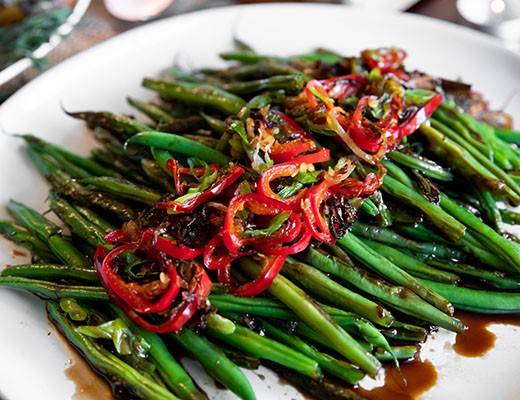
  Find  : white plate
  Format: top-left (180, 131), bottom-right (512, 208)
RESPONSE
top-left (0, 4), bottom-right (519, 400)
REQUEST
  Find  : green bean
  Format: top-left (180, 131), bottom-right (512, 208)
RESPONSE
top-left (387, 150), bottom-right (454, 181)
top-left (440, 194), bottom-right (520, 273)
top-left (27, 147), bottom-right (136, 221)
top-left (200, 113), bottom-right (225, 134)
top-left (7, 200), bottom-right (90, 266)
top-left (361, 239), bottom-right (460, 284)
top-left (73, 204), bottom-right (116, 233)
top-left (1, 263), bottom-right (99, 283)
top-left (219, 75), bottom-right (305, 96)
top-left (0, 220), bottom-right (57, 261)
top-left (0, 276), bottom-right (109, 301)
top-left (433, 109), bottom-right (513, 170)
top-left (259, 318), bottom-right (365, 385)
top-left (67, 110), bottom-right (152, 139)
top-left (126, 131), bottom-right (231, 166)
top-left (424, 122), bottom-right (520, 205)
top-left (81, 176), bottom-right (162, 205)
top-left (127, 97), bottom-right (174, 124)
top-left (169, 329), bottom-right (256, 400)
top-left (143, 78), bottom-right (246, 116)
top-left (301, 247), bottom-right (465, 333)
top-left (22, 134), bottom-right (119, 178)
top-left (238, 257), bottom-right (382, 377)
top-left (350, 221), bottom-right (468, 261)
top-left (160, 115), bottom-right (208, 134)
top-left (380, 174), bottom-right (466, 241)
top-left (47, 301), bottom-right (180, 400)
top-left (140, 158), bottom-right (176, 192)
top-left (494, 127), bottom-right (520, 143)
top-left (48, 194), bottom-right (107, 248)
top-left (338, 233), bottom-right (454, 315)
top-left (501, 208), bottom-right (520, 225)
top-left (419, 279), bottom-right (520, 314)
top-left (281, 257), bottom-right (395, 327)
top-left (205, 314), bottom-right (322, 379)
top-left (109, 305), bottom-right (207, 400)
top-left (425, 258), bottom-right (520, 291)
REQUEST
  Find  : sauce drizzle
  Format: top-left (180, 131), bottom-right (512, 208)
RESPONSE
top-left (357, 359), bottom-right (437, 400)
top-left (454, 312), bottom-right (520, 357)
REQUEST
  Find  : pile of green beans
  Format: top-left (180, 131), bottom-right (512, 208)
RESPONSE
top-left (1, 44), bottom-right (520, 400)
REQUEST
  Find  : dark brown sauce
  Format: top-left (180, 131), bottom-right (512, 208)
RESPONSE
top-left (453, 312), bottom-right (520, 357)
top-left (356, 359), bottom-right (437, 400)
top-left (65, 355), bottom-right (115, 400)
top-left (51, 325), bottom-right (114, 400)
top-left (10, 249), bottom-right (27, 257)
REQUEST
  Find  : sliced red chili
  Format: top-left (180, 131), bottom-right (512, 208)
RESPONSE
top-left (222, 193), bottom-right (302, 253)
top-left (361, 48), bottom-right (407, 72)
top-left (203, 233), bottom-right (249, 270)
top-left (258, 148), bottom-right (330, 208)
top-left (301, 180), bottom-right (336, 245)
top-left (140, 228), bottom-right (203, 260)
top-left (398, 93), bottom-right (442, 138)
top-left (259, 226), bottom-right (313, 256)
top-left (265, 110), bottom-right (317, 162)
top-left (157, 164), bottom-right (245, 213)
top-left (229, 253), bottom-right (287, 297)
top-left (166, 159), bottom-right (220, 196)
top-left (95, 246), bottom-right (211, 333)
top-left (96, 243), bottom-right (181, 314)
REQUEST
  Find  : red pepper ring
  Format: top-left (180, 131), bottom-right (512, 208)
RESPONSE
top-left (95, 247), bottom-right (211, 333)
top-left (157, 164), bottom-right (245, 214)
top-left (258, 163), bottom-right (307, 208)
top-left (268, 139), bottom-right (316, 163)
top-left (258, 148), bottom-right (331, 208)
top-left (98, 243), bottom-right (181, 314)
top-left (104, 229), bottom-right (129, 245)
top-left (203, 233), bottom-right (250, 270)
top-left (222, 193), bottom-right (302, 254)
top-left (230, 254), bottom-right (287, 297)
top-left (140, 228), bottom-right (203, 260)
top-left (301, 180), bottom-right (336, 245)
top-left (258, 226), bottom-right (313, 256)
top-left (166, 159), bottom-right (220, 197)
top-left (398, 93), bottom-right (442, 139)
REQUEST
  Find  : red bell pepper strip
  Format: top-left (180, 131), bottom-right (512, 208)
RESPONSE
top-left (230, 253), bottom-right (287, 297)
top-left (222, 193), bottom-right (302, 253)
top-left (157, 164), bottom-right (245, 213)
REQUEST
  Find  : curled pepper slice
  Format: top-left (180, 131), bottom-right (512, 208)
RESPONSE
top-left (95, 245), bottom-right (211, 333)
top-left (222, 193), bottom-right (302, 253)
top-left (157, 164), bottom-right (245, 213)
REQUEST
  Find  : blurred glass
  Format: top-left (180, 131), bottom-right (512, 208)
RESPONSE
top-left (457, 0), bottom-right (520, 25)
top-left (457, 0), bottom-right (520, 53)
top-left (103, 0), bottom-right (174, 21)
